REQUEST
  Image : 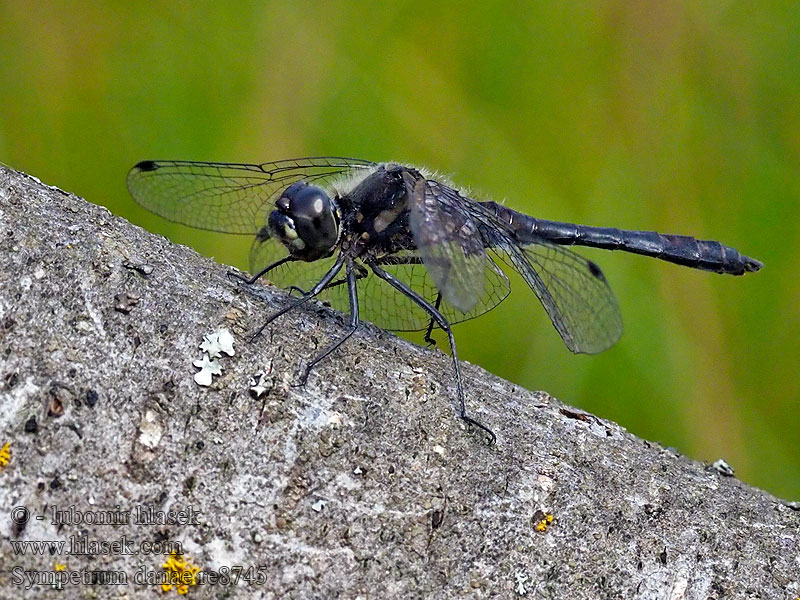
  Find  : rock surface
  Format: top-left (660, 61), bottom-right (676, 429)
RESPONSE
top-left (0, 165), bottom-right (797, 599)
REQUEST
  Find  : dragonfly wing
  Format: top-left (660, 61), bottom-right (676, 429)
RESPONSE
top-left (493, 232), bottom-right (622, 353)
top-left (346, 250), bottom-right (511, 331)
top-left (451, 199), bottom-right (623, 353)
top-left (127, 157), bottom-right (375, 234)
top-left (407, 177), bottom-right (492, 313)
top-left (519, 241), bottom-right (622, 353)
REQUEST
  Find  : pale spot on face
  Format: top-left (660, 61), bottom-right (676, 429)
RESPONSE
top-left (313, 198), bottom-right (324, 214)
top-left (283, 224), bottom-right (298, 239)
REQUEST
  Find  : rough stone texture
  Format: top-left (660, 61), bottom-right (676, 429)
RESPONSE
top-left (0, 164), bottom-right (797, 599)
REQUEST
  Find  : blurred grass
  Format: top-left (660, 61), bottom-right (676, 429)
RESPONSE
top-left (0, 1), bottom-right (797, 499)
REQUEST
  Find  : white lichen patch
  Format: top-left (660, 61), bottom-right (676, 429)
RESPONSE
top-left (193, 328), bottom-right (235, 386)
top-left (193, 355), bottom-right (222, 386)
top-left (248, 372), bottom-right (272, 398)
top-left (0, 376), bottom-right (39, 431)
top-left (514, 569), bottom-right (529, 596)
top-left (199, 329), bottom-right (235, 358)
top-left (536, 473), bottom-right (555, 493)
top-left (334, 472), bottom-right (361, 492)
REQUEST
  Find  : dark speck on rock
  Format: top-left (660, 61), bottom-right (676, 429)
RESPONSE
top-left (154, 529), bottom-right (170, 542)
top-left (5, 371), bottom-right (18, 389)
top-left (123, 260), bottom-right (154, 277)
top-left (114, 292), bottom-right (140, 314)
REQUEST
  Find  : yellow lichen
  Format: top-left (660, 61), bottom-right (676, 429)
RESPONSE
top-left (534, 512), bottom-right (555, 532)
top-left (0, 442), bottom-right (11, 471)
top-left (161, 551), bottom-right (200, 595)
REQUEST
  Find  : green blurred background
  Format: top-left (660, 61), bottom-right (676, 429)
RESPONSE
top-left (1, 2), bottom-right (797, 499)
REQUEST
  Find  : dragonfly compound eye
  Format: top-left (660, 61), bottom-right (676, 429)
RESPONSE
top-left (286, 184), bottom-right (339, 254)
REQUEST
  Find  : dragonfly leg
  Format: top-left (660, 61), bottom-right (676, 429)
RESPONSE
top-left (287, 262), bottom-right (368, 297)
top-left (294, 259), bottom-right (360, 387)
top-left (228, 255), bottom-right (296, 286)
top-left (371, 255), bottom-right (443, 348)
top-left (249, 253), bottom-right (345, 341)
top-left (367, 260), bottom-right (495, 445)
top-left (423, 293), bottom-right (442, 348)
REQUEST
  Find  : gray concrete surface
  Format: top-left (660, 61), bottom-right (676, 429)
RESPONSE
top-left (0, 164), bottom-right (797, 599)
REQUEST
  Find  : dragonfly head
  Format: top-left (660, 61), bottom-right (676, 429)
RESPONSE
top-left (269, 181), bottom-right (340, 261)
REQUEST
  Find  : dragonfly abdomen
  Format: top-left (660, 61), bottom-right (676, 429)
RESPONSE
top-left (483, 202), bottom-right (762, 275)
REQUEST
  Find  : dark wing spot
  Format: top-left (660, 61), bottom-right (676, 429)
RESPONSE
top-left (134, 160), bottom-right (159, 172)
top-left (587, 260), bottom-right (605, 280)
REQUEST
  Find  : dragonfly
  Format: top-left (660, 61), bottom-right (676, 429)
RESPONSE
top-left (127, 157), bottom-right (762, 444)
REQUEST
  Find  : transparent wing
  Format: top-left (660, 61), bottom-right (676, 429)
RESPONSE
top-left (465, 202), bottom-right (623, 354)
top-left (127, 157), bottom-right (375, 234)
top-left (249, 243), bottom-right (511, 332)
top-left (318, 250), bottom-right (511, 331)
top-left (407, 177), bottom-right (489, 313)
top-left (528, 244), bottom-right (622, 353)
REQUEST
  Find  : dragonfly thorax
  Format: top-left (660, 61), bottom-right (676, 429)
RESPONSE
top-left (268, 181), bottom-right (341, 261)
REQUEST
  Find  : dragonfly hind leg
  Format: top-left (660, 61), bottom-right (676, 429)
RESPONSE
top-left (423, 293), bottom-right (443, 348)
top-left (367, 260), bottom-right (496, 445)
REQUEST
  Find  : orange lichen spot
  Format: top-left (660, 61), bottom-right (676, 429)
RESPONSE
top-left (54, 562), bottom-right (66, 572)
top-left (161, 551), bottom-right (200, 595)
top-left (0, 442), bottom-right (11, 470)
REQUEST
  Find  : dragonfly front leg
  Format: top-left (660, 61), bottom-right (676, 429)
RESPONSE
top-left (227, 255), bottom-right (296, 286)
top-left (287, 262), bottom-right (368, 297)
top-left (294, 258), bottom-right (361, 387)
top-left (249, 254), bottom-right (345, 341)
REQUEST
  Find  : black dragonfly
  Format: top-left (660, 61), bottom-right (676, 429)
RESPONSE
top-left (127, 157), bottom-right (762, 444)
